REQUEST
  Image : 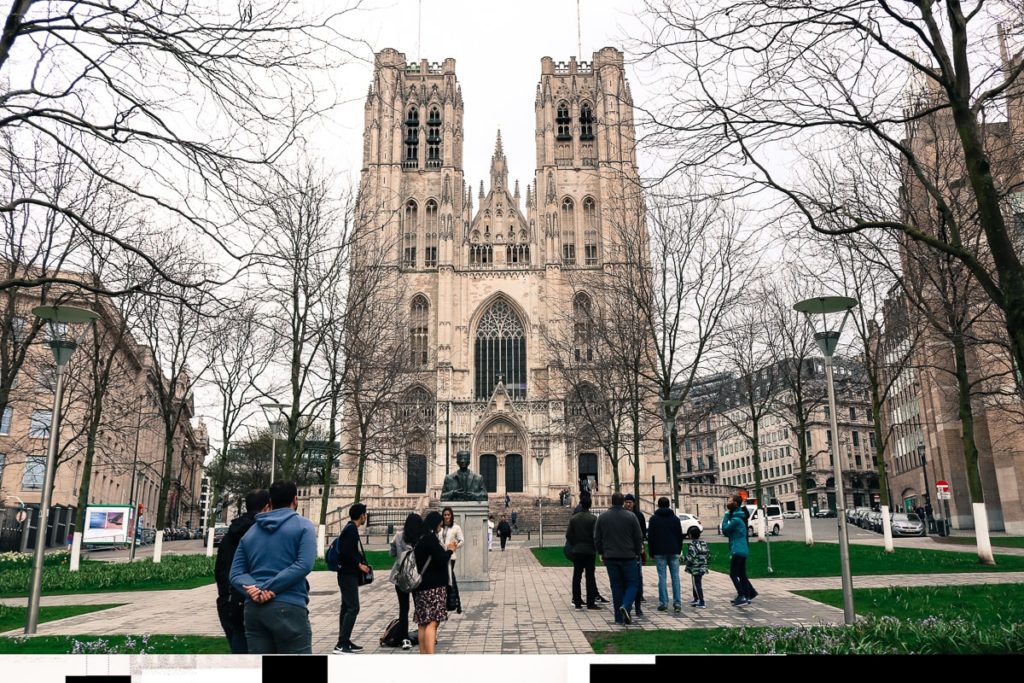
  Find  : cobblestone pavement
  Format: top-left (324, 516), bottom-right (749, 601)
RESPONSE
top-left (4, 542), bottom-right (1024, 654)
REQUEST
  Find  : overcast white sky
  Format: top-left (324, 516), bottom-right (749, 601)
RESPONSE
top-left (312, 0), bottom-right (651, 195)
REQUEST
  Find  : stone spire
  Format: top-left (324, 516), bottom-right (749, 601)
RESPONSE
top-left (514, 179), bottom-right (520, 203)
top-left (490, 129), bottom-right (508, 192)
top-left (479, 179), bottom-right (485, 198)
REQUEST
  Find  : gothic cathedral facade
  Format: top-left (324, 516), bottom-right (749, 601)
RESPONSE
top-left (336, 47), bottom-right (658, 508)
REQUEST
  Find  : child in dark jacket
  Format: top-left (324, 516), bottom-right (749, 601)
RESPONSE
top-left (684, 526), bottom-right (711, 608)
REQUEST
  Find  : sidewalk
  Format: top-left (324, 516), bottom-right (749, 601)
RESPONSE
top-left (4, 542), bottom-right (1023, 654)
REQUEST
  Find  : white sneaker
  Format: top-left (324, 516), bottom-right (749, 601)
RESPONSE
top-left (401, 639), bottom-right (412, 650)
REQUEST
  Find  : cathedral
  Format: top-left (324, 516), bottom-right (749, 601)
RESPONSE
top-left (323, 47), bottom-right (662, 514)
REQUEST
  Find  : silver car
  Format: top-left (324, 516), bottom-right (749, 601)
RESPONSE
top-left (891, 512), bottom-right (925, 537)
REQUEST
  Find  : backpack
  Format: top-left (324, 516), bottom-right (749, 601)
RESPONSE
top-left (325, 535), bottom-right (342, 572)
top-left (389, 542), bottom-right (431, 592)
top-left (380, 618), bottom-right (404, 647)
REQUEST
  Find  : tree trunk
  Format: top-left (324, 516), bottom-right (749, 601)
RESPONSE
top-left (353, 430), bottom-right (369, 504)
top-left (797, 419), bottom-right (814, 547)
top-left (952, 334), bottom-right (994, 565)
top-left (73, 407), bottom-right (102, 533)
top-left (155, 434), bottom-right (175, 529)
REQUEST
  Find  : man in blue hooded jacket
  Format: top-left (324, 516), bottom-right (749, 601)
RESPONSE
top-left (230, 480), bottom-right (317, 654)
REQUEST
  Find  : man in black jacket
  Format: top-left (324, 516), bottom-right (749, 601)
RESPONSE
top-left (594, 492), bottom-right (644, 625)
top-left (334, 503), bottom-right (370, 654)
top-left (647, 497), bottom-right (684, 612)
top-left (214, 489), bottom-right (270, 654)
top-left (623, 494), bottom-right (647, 615)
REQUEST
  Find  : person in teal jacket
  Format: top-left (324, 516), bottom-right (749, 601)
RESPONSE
top-left (721, 494), bottom-right (758, 606)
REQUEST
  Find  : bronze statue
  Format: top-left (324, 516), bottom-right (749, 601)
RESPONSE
top-left (440, 450), bottom-right (489, 502)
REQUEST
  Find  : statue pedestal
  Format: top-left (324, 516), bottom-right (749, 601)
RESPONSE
top-left (447, 501), bottom-right (489, 591)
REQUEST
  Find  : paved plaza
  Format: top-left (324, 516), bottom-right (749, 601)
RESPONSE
top-left (4, 540), bottom-right (1024, 654)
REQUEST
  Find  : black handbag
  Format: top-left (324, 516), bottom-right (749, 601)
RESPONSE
top-left (446, 582), bottom-right (461, 612)
top-left (357, 536), bottom-right (374, 586)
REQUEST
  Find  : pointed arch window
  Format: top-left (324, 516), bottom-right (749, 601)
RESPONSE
top-left (426, 107), bottom-right (442, 168)
top-left (404, 107), bottom-right (419, 169)
top-left (583, 197), bottom-right (598, 266)
top-left (410, 295), bottom-right (429, 367)
top-left (425, 200), bottom-right (439, 267)
top-left (561, 197), bottom-right (576, 265)
top-left (556, 101), bottom-right (571, 140)
top-left (475, 300), bottom-right (526, 399)
top-left (573, 292), bottom-right (593, 362)
top-left (402, 386), bottom-right (435, 421)
top-left (580, 102), bottom-right (595, 140)
top-left (402, 200), bottom-right (418, 268)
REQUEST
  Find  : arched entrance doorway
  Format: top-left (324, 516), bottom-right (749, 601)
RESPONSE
top-left (578, 452), bottom-right (598, 494)
top-left (475, 418), bottom-right (527, 494)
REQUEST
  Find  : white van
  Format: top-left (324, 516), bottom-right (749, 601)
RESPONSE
top-left (746, 504), bottom-right (784, 537)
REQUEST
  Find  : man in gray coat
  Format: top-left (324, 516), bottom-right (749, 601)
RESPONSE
top-left (594, 492), bottom-right (644, 625)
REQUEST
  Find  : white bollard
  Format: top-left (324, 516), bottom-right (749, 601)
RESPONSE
top-left (880, 504), bottom-right (894, 553)
top-left (69, 531), bottom-right (83, 572)
top-left (206, 527), bottom-right (215, 557)
top-left (974, 502), bottom-right (995, 565)
top-left (153, 530), bottom-right (163, 563)
top-left (317, 524), bottom-right (326, 559)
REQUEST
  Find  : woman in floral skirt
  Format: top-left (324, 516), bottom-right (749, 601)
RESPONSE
top-left (413, 511), bottom-right (456, 654)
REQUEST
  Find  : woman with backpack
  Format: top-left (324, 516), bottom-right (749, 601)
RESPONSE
top-left (413, 511), bottom-right (457, 654)
top-left (386, 513), bottom-right (422, 650)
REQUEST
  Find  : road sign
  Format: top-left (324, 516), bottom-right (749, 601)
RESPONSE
top-left (936, 480), bottom-right (950, 500)
top-left (15, 509), bottom-right (27, 524)
top-left (938, 491), bottom-right (951, 500)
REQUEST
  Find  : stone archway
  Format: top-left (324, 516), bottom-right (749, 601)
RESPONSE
top-left (474, 417), bottom-right (529, 494)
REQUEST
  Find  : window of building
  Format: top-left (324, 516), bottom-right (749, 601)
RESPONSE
top-left (506, 242), bottom-right (529, 265)
top-left (583, 197), bottom-right (598, 265)
top-left (824, 406), bottom-right (831, 420)
top-left (869, 431), bottom-right (876, 448)
top-left (21, 455), bottom-right (45, 490)
top-left (826, 429), bottom-right (832, 444)
top-left (44, 321), bottom-right (67, 342)
top-left (707, 455), bottom-right (714, 470)
top-left (424, 200), bottom-right (438, 267)
top-left (426, 107), bottom-right (442, 168)
top-left (9, 316), bottom-right (27, 343)
top-left (579, 102), bottom-right (594, 140)
top-left (805, 431), bottom-right (811, 447)
top-left (572, 292), bottom-right (593, 362)
top-left (0, 453), bottom-right (5, 485)
top-left (402, 386), bottom-right (434, 421)
top-left (470, 244), bottom-right (493, 266)
top-left (29, 410), bottom-right (51, 438)
top-left (404, 106), bottom-right (419, 168)
top-left (410, 295), bottom-right (429, 367)
top-left (475, 299), bottom-right (526, 399)
top-left (852, 431), bottom-right (860, 447)
top-left (0, 407), bottom-right (11, 435)
top-left (561, 197), bottom-right (576, 264)
top-left (556, 101), bottom-right (571, 140)
top-left (849, 406), bottom-right (856, 421)
top-left (686, 458), bottom-right (693, 472)
top-left (403, 199), bottom-right (418, 268)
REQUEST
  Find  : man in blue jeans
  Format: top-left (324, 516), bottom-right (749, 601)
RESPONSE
top-left (647, 496), bottom-right (684, 612)
top-left (594, 492), bottom-right (644, 625)
top-left (230, 480), bottom-right (317, 654)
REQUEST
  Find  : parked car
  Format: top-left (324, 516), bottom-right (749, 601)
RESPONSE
top-left (867, 510), bottom-right (883, 532)
top-left (212, 525), bottom-right (229, 547)
top-left (140, 528), bottom-right (156, 545)
top-left (891, 512), bottom-right (925, 537)
top-left (783, 510), bottom-right (801, 519)
top-left (849, 507), bottom-right (871, 526)
top-left (813, 508), bottom-right (835, 518)
top-left (677, 513), bottom-right (704, 536)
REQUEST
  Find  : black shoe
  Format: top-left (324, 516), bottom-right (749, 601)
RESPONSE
top-left (346, 642), bottom-right (364, 652)
top-left (587, 604), bottom-right (602, 610)
top-left (573, 603), bottom-right (583, 609)
top-left (596, 595), bottom-right (610, 603)
top-left (620, 607), bottom-right (631, 625)
top-left (747, 591), bottom-right (758, 601)
top-left (634, 607), bottom-right (644, 618)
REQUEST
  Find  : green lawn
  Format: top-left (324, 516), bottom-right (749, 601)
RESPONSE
top-left (590, 583), bottom-right (1024, 654)
top-left (795, 583), bottom-right (1024, 623)
top-left (0, 634), bottom-right (230, 654)
top-left (533, 542), bottom-right (1024, 577)
top-left (0, 604), bottom-right (123, 632)
top-left (934, 536), bottom-right (1024, 549)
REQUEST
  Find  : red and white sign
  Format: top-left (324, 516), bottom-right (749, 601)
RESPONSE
top-left (14, 509), bottom-right (27, 524)
top-left (936, 480), bottom-right (951, 500)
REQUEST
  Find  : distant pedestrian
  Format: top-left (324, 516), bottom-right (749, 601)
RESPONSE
top-left (413, 511), bottom-right (457, 654)
top-left (497, 515), bottom-right (512, 551)
top-left (684, 526), bottom-right (711, 608)
top-left (334, 503), bottom-right (371, 654)
top-left (647, 497), bottom-right (683, 612)
top-left (389, 513), bottom-right (422, 650)
top-left (565, 496), bottom-right (600, 610)
top-left (722, 494), bottom-right (757, 606)
top-left (510, 510), bottom-right (518, 532)
top-left (438, 507), bottom-right (464, 614)
top-left (504, 493), bottom-right (511, 508)
top-left (623, 494), bottom-right (647, 616)
top-left (215, 489), bottom-right (270, 653)
top-left (487, 515), bottom-right (494, 551)
top-left (594, 492), bottom-right (644, 625)
top-left (229, 480), bottom-right (316, 654)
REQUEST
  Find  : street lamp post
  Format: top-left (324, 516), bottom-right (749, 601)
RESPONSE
top-left (25, 305), bottom-right (98, 634)
top-left (261, 402), bottom-right (290, 485)
top-left (795, 295), bottom-right (857, 626)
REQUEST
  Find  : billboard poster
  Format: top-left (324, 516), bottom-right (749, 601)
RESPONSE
top-left (83, 504), bottom-right (133, 544)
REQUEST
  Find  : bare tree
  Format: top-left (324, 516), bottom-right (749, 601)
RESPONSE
top-left (0, 0), bottom-right (364, 297)
top-left (638, 0), bottom-right (1024, 396)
